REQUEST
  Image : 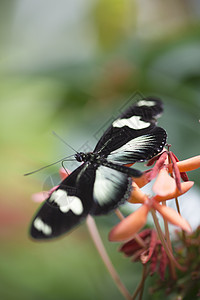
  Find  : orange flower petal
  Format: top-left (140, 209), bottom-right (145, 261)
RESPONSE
top-left (32, 185), bottom-right (59, 203)
top-left (133, 171), bottom-right (151, 188)
top-left (59, 168), bottom-right (69, 180)
top-left (125, 163), bottom-right (134, 167)
top-left (154, 181), bottom-right (194, 202)
top-left (153, 168), bottom-right (176, 196)
top-left (109, 204), bottom-right (149, 242)
top-left (153, 202), bottom-right (192, 232)
top-left (128, 182), bottom-right (148, 204)
top-left (32, 191), bottom-right (49, 202)
top-left (168, 155), bottom-right (200, 173)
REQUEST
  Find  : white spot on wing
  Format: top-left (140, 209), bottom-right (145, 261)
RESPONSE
top-left (33, 217), bottom-right (52, 235)
top-left (66, 196), bottom-right (83, 214)
top-left (49, 189), bottom-right (83, 215)
top-left (93, 166), bottom-right (127, 206)
top-left (108, 134), bottom-right (155, 161)
top-left (136, 100), bottom-right (155, 107)
top-left (113, 115), bottom-right (150, 130)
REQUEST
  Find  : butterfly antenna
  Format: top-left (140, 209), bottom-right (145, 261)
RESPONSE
top-left (52, 131), bottom-right (78, 153)
top-left (61, 160), bottom-right (69, 175)
top-left (24, 155), bottom-right (75, 176)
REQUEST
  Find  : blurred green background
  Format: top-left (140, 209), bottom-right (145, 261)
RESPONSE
top-left (0, 0), bottom-right (200, 299)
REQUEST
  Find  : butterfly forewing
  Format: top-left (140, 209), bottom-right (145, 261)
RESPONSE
top-left (30, 164), bottom-right (95, 239)
top-left (107, 127), bottom-right (167, 164)
top-left (119, 97), bottom-right (164, 122)
top-left (94, 97), bottom-right (166, 159)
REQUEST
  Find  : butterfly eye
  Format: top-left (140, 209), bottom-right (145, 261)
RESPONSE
top-left (75, 153), bottom-right (84, 162)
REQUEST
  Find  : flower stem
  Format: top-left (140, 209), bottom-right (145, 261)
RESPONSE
top-left (115, 208), bottom-right (125, 220)
top-left (86, 215), bottom-right (132, 300)
top-left (132, 264), bottom-right (148, 300)
top-left (175, 197), bottom-right (181, 214)
top-left (151, 209), bottom-right (185, 272)
top-left (162, 201), bottom-right (176, 279)
top-left (174, 198), bottom-right (186, 242)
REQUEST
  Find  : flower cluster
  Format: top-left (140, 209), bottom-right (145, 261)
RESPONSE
top-left (109, 152), bottom-right (200, 242)
top-left (150, 226), bottom-right (200, 298)
top-left (108, 151), bottom-right (200, 298)
top-left (31, 152), bottom-right (200, 299)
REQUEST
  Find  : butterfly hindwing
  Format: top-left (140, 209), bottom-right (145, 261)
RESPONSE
top-left (90, 165), bottom-right (132, 215)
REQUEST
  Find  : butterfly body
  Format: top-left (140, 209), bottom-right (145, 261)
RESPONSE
top-left (30, 97), bottom-right (167, 240)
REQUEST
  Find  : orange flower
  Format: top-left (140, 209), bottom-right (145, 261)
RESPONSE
top-left (109, 192), bottom-right (192, 242)
top-left (109, 152), bottom-right (199, 242)
top-left (130, 180), bottom-right (194, 205)
top-left (153, 181), bottom-right (194, 202)
top-left (134, 153), bottom-right (200, 189)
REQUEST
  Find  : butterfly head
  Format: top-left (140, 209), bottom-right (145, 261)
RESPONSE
top-left (75, 152), bottom-right (85, 162)
top-left (75, 152), bottom-right (100, 163)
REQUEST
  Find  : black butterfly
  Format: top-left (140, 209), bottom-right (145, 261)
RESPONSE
top-left (30, 97), bottom-right (167, 239)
